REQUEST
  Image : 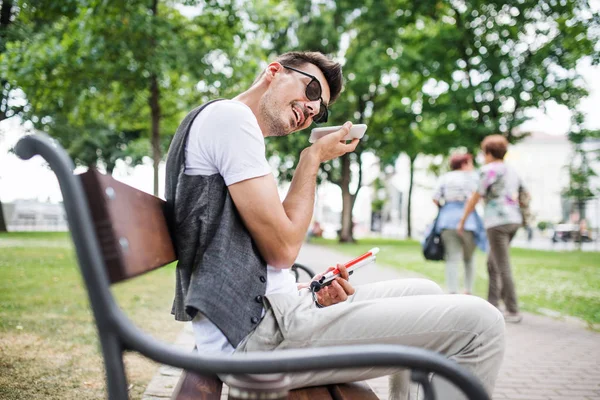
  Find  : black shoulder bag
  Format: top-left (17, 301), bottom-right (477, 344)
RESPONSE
top-left (423, 207), bottom-right (444, 261)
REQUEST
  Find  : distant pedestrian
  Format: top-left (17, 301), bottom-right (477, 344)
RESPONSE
top-left (432, 153), bottom-right (486, 294)
top-left (458, 135), bottom-right (525, 323)
top-left (305, 220), bottom-right (323, 242)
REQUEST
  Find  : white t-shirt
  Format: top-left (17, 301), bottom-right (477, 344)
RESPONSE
top-left (477, 161), bottom-right (524, 228)
top-left (433, 170), bottom-right (478, 203)
top-left (184, 100), bottom-right (297, 354)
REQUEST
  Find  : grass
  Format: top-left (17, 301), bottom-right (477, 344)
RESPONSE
top-left (1, 232), bottom-right (599, 398)
top-left (0, 232), bottom-right (183, 400)
top-left (311, 237), bottom-right (600, 327)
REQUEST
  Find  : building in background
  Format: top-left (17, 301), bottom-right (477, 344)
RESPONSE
top-left (3, 200), bottom-right (67, 231)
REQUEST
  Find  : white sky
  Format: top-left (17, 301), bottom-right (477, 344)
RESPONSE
top-left (1, 62), bottom-right (599, 204)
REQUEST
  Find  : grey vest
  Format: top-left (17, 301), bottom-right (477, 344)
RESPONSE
top-left (165, 101), bottom-right (267, 347)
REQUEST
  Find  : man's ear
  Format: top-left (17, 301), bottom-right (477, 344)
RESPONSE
top-left (264, 62), bottom-right (283, 82)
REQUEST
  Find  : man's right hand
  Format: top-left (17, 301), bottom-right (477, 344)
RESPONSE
top-left (228, 123), bottom-right (358, 269)
top-left (309, 121), bottom-right (359, 163)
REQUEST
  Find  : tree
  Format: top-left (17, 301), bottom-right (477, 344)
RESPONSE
top-left (0, 0), bottom-right (14, 231)
top-left (265, 0), bottom-right (598, 240)
top-left (2, 1), bottom-right (246, 193)
top-left (374, 0), bottom-right (599, 236)
top-left (264, 0), bottom-right (437, 241)
top-left (564, 114), bottom-right (599, 248)
top-left (0, 0), bottom-right (40, 230)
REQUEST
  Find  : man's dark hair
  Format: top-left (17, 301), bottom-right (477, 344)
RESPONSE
top-left (256, 51), bottom-right (343, 104)
top-left (481, 134), bottom-right (509, 160)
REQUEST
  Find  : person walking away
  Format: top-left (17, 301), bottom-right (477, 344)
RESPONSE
top-left (458, 135), bottom-right (524, 323)
top-left (432, 153), bottom-right (486, 294)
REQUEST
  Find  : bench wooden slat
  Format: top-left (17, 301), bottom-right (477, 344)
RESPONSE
top-left (328, 382), bottom-right (379, 400)
top-left (172, 371), bottom-right (222, 400)
top-left (80, 169), bottom-right (177, 283)
top-left (289, 385), bottom-right (333, 399)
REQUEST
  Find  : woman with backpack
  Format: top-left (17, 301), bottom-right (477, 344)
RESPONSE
top-left (432, 153), bottom-right (486, 295)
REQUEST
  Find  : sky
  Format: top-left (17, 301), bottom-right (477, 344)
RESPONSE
top-left (1, 61), bottom-right (599, 205)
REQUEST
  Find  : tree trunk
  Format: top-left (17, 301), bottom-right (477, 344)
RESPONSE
top-left (406, 154), bottom-right (416, 238)
top-left (339, 153), bottom-right (355, 243)
top-left (149, 74), bottom-right (161, 196)
top-left (1, 1), bottom-right (14, 122)
top-left (337, 100), bottom-right (367, 243)
top-left (0, 0), bottom-right (10, 232)
top-left (149, 0), bottom-right (161, 196)
top-left (0, 200), bottom-right (7, 232)
top-left (0, 0), bottom-right (12, 29)
top-left (577, 199), bottom-right (585, 251)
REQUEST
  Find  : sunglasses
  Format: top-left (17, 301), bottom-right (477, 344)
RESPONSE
top-left (282, 65), bottom-right (329, 124)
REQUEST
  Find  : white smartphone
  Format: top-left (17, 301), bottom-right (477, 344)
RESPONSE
top-left (309, 124), bottom-right (368, 143)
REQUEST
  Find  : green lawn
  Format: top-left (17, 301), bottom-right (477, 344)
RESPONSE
top-left (0, 232), bottom-right (182, 400)
top-left (311, 238), bottom-right (600, 327)
top-left (1, 232), bottom-right (599, 399)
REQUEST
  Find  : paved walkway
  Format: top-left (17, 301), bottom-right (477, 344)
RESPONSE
top-left (143, 244), bottom-right (600, 400)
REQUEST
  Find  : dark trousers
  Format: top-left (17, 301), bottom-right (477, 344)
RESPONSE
top-left (486, 223), bottom-right (521, 313)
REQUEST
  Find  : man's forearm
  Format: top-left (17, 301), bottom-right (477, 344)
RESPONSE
top-left (266, 126), bottom-right (357, 267)
top-left (282, 147), bottom-right (320, 246)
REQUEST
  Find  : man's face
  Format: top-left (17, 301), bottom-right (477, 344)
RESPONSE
top-left (259, 63), bottom-right (331, 137)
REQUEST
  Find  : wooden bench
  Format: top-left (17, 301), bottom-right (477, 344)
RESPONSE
top-left (15, 134), bottom-right (490, 400)
top-left (80, 168), bottom-right (378, 399)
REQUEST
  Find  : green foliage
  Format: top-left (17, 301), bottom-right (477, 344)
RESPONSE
top-left (537, 220), bottom-right (550, 231)
top-left (564, 111), bottom-right (598, 214)
top-left (1, 0), bottom-right (597, 232)
top-left (1, 1), bottom-right (251, 175)
top-left (564, 150), bottom-right (597, 201)
top-left (371, 176), bottom-right (387, 212)
top-left (261, 0), bottom-right (598, 240)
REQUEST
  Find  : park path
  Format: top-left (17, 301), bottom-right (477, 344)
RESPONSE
top-left (143, 243), bottom-right (600, 400)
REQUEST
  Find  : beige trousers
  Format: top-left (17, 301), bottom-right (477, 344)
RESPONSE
top-left (228, 279), bottom-right (505, 399)
top-left (441, 229), bottom-right (477, 294)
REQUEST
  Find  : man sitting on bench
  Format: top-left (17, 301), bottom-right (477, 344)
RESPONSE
top-left (164, 51), bottom-right (505, 400)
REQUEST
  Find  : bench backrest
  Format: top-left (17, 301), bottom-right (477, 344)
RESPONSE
top-left (80, 168), bottom-right (176, 283)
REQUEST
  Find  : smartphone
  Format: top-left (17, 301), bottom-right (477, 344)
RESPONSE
top-left (309, 124), bottom-right (368, 144)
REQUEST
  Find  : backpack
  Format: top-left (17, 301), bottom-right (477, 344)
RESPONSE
top-left (518, 185), bottom-right (532, 227)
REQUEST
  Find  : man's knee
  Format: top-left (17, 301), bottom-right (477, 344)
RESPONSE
top-left (410, 279), bottom-right (444, 296)
top-left (458, 296), bottom-right (505, 339)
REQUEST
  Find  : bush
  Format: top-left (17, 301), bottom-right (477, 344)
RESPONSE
top-left (537, 221), bottom-right (551, 231)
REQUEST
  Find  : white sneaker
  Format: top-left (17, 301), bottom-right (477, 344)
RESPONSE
top-left (503, 312), bottom-right (523, 323)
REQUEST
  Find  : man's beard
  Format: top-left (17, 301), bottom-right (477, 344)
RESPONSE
top-left (258, 93), bottom-right (293, 137)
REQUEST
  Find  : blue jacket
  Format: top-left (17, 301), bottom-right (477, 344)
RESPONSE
top-left (425, 201), bottom-right (488, 252)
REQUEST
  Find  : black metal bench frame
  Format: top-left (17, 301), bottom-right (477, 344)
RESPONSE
top-left (15, 134), bottom-right (490, 400)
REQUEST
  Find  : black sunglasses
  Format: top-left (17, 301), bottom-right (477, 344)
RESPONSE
top-left (282, 65), bottom-right (329, 124)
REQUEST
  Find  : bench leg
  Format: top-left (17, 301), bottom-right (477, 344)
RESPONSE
top-left (100, 333), bottom-right (129, 400)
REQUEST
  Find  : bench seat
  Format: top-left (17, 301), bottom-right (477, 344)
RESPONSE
top-left (172, 370), bottom-right (379, 400)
